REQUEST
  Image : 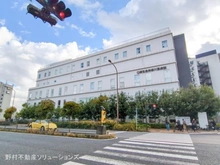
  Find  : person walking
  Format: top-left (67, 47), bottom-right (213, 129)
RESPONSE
top-left (165, 118), bottom-right (170, 131)
top-left (192, 118), bottom-right (197, 132)
top-left (182, 119), bottom-right (187, 132)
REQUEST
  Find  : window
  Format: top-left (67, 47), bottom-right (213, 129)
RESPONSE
top-left (90, 82), bottom-right (94, 91)
top-left (98, 81), bottom-right (102, 91)
top-left (103, 56), bottom-right (107, 63)
top-left (96, 58), bottom-right (100, 65)
top-left (87, 61), bottom-right (90, 67)
top-left (119, 77), bottom-right (125, 88)
top-left (64, 86), bottom-right (68, 95)
top-left (162, 40), bottom-right (168, 48)
top-left (134, 75), bottom-right (140, 86)
top-left (54, 80), bottom-right (56, 83)
top-left (146, 45), bottom-right (151, 52)
top-left (38, 74), bottom-right (41, 79)
top-left (136, 47), bottom-right (141, 54)
top-left (46, 90), bottom-right (49, 97)
top-left (59, 68), bottom-right (62, 74)
top-left (51, 89), bottom-right (54, 97)
top-left (71, 65), bottom-right (75, 71)
top-left (96, 70), bottom-right (100, 75)
top-left (67, 66), bottom-right (70, 72)
top-left (48, 71), bottom-right (51, 77)
top-left (123, 51), bottom-right (127, 58)
top-left (146, 73), bottom-right (152, 85)
top-left (59, 87), bottom-right (62, 96)
top-left (39, 91), bottom-right (42, 98)
top-left (81, 63), bottom-right (84, 68)
top-left (73, 85), bottom-right (77, 94)
top-left (35, 91), bottom-right (38, 98)
top-left (44, 72), bottom-right (47, 77)
top-left (115, 53), bottom-right (119, 60)
top-left (29, 93), bottom-right (32, 99)
top-left (86, 72), bottom-right (90, 77)
top-left (55, 69), bottom-right (57, 75)
top-left (110, 79), bottom-right (115, 89)
top-left (80, 84), bottom-right (84, 93)
top-left (164, 70), bottom-right (171, 82)
top-left (58, 100), bottom-right (61, 107)
top-left (71, 74), bottom-right (74, 80)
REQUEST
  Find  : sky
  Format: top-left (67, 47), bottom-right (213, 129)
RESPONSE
top-left (1, 0), bottom-right (220, 111)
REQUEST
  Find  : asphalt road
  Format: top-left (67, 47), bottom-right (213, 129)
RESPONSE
top-left (0, 130), bottom-right (220, 165)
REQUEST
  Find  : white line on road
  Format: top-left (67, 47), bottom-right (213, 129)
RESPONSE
top-left (119, 141), bottom-right (195, 150)
top-left (61, 161), bottom-right (86, 165)
top-left (79, 155), bottom-right (145, 165)
top-left (125, 139), bottom-right (194, 146)
top-left (104, 146), bottom-right (198, 160)
top-left (112, 143), bottom-right (196, 154)
top-left (95, 150), bottom-right (200, 165)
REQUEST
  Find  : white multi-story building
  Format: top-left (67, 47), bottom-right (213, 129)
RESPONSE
top-left (0, 82), bottom-right (13, 120)
top-left (189, 50), bottom-right (220, 96)
top-left (27, 28), bottom-right (191, 107)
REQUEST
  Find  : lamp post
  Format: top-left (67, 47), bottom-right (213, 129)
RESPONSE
top-left (108, 60), bottom-right (119, 122)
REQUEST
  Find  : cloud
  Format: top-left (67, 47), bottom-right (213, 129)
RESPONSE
top-left (0, 19), bottom-right (6, 26)
top-left (70, 24), bottom-right (96, 38)
top-left (66, 0), bottom-right (102, 21)
top-left (97, 0), bottom-right (220, 56)
top-left (0, 26), bottom-right (90, 111)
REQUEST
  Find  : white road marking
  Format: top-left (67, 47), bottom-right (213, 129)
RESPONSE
top-left (104, 146), bottom-right (198, 160)
top-left (61, 161), bottom-right (86, 165)
top-left (112, 143), bottom-right (196, 154)
top-left (125, 139), bottom-right (194, 146)
top-left (119, 140), bottom-right (195, 150)
top-left (79, 155), bottom-right (145, 165)
top-left (95, 150), bottom-right (200, 165)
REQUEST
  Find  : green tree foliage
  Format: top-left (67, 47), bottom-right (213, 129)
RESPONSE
top-left (118, 92), bottom-right (130, 121)
top-left (35, 99), bottom-right (55, 119)
top-left (17, 103), bottom-right (36, 119)
top-left (0, 108), bottom-right (2, 113)
top-left (4, 106), bottom-right (17, 120)
top-left (80, 95), bottom-right (108, 120)
top-left (61, 101), bottom-right (81, 120)
top-left (158, 91), bottom-right (174, 116)
top-left (53, 106), bottom-right (62, 120)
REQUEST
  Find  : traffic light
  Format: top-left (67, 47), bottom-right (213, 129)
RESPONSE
top-left (152, 104), bottom-right (157, 110)
top-left (101, 110), bottom-right (106, 123)
top-left (53, 1), bottom-right (72, 20)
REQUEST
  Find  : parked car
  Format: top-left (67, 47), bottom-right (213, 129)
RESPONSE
top-left (29, 120), bottom-right (57, 131)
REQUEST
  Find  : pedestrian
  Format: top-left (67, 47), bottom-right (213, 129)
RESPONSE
top-left (177, 119), bottom-right (181, 131)
top-left (192, 118), bottom-right (197, 132)
top-left (165, 118), bottom-right (170, 131)
top-left (182, 119), bottom-right (187, 132)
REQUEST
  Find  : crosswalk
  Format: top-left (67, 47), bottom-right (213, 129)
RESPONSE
top-left (62, 133), bottom-right (200, 165)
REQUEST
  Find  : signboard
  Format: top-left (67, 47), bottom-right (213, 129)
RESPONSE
top-left (198, 112), bottom-right (208, 129)
top-left (175, 116), bottom-right (191, 125)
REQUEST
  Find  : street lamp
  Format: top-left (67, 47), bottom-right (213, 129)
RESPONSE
top-left (108, 59), bottom-right (119, 122)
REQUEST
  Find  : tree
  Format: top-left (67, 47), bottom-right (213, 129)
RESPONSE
top-left (158, 91), bottom-right (174, 117)
top-left (61, 101), bottom-right (81, 120)
top-left (18, 103), bottom-right (36, 119)
top-left (4, 106), bottom-right (17, 120)
top-left (35, 99), bottom-right (55, 119)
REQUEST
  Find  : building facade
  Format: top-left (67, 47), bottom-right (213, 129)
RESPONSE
top-left (0, 82), bottom-right (13, 120)
top-left (189, 50), bottom-right (220, 96)
top-left (27, 28), bottom-right (191, 108)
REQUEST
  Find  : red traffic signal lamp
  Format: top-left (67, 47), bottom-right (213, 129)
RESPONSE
top-left (152, 104), bottom-right (157, 110)
top-left (54, 1), bottom-right (72, 20)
